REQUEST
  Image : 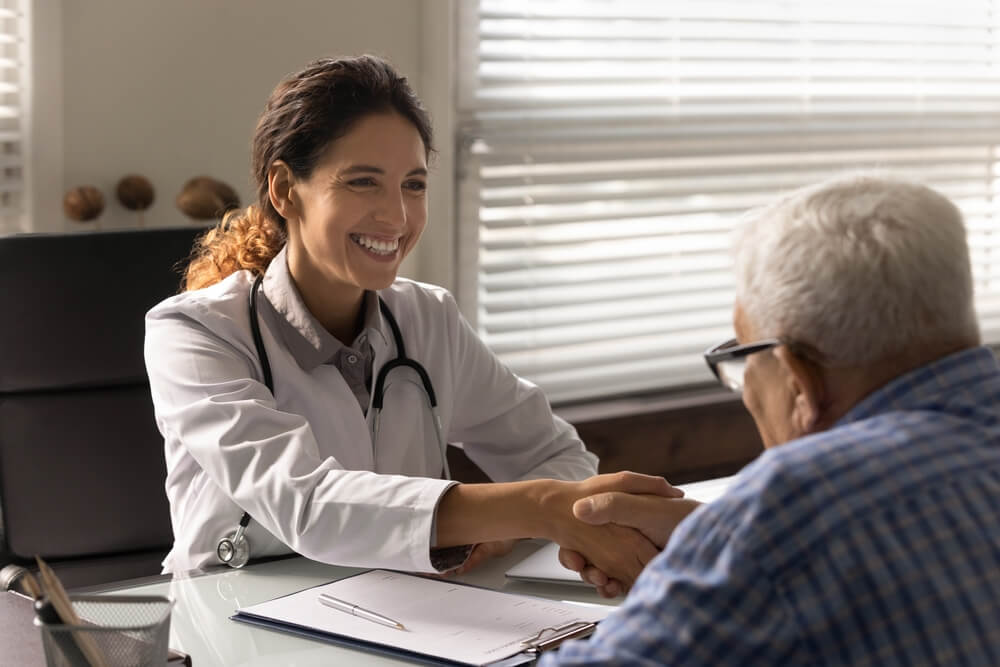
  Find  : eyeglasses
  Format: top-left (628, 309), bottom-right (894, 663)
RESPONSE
top-left (704, 337), bottom-right (782, 393)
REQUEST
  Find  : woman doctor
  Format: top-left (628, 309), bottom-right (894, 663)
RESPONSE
top-left (145, 55), bottom-right (674, 586)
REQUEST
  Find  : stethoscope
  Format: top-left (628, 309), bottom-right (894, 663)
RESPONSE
top-left (216, 273), bottom-right (450, 568)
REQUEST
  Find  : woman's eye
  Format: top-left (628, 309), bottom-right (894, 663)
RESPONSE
top-left (404, 180), bottom-right (427, 192)
top-left (347, 177), bottom-right (377, 187)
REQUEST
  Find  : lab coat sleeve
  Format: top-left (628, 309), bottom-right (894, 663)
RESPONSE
top-left (439, 292), bottom-right (598, 482)
top-left (145, 302), bottom-right (454, 572)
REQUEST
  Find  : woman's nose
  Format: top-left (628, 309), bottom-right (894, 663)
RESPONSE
top-left (374, 189), bottom-right (406, 226)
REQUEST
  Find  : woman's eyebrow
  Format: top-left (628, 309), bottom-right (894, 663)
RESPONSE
top-left (340, 164), bottom-right (383, 175)
top-left (338, 165), bottom-right (427, 177)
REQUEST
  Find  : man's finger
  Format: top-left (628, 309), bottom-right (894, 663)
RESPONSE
top-left (580, 565), bottom-right (609, 587)
top-left (558, 547), bottom-right (586, 572)
top-left (597, 580), bottom-right (623, 598)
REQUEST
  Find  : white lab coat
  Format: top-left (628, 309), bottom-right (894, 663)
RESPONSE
top-left (144, 248), bottom-right (597, 573)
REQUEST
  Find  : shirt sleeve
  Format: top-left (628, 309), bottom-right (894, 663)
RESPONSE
top-left (439, 291), bottom-right (598, 483)
top-left (540, 500), bottom-right (812, 666)
top-left (145, 302), bottom-right (455, 573)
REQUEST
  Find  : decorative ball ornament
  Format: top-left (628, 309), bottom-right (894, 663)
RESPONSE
top-left (63, 186), bottom-right (105, 222)
top-left (116, 174), bottom-right (155, 211)
top-left (176, 176), bottom-right (240, 220)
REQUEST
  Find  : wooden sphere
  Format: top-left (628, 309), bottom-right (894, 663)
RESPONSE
top-left (63, 186), bottom-right (105, 222)
top-left (116, 174), bottom-right (155, 211)
top-left (176, 176), bottom-right (240, 220)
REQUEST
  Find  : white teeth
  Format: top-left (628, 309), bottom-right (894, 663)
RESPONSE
top-left (351, 234), bottom-right (399, 255)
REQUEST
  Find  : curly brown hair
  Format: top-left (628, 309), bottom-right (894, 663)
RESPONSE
top-left (183, 54), bottom-right (434, 291)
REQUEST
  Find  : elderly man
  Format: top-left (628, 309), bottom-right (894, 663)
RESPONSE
top-left (547, 174), bottom-right (1000, 665)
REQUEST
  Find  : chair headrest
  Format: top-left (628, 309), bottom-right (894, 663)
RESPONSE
top-left (0, 226), bottom-right (206, 392)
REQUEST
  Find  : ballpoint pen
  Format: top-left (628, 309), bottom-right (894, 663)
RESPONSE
top-left (318, 593), bottom-right (407, 631)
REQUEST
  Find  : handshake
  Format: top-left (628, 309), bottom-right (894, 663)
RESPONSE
top-left (441, 472), bottom-right (703, 598)
top-left (554, 473), bottom-right (703, 597)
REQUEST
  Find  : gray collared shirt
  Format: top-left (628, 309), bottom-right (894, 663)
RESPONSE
top-left (262, 247), bottom-right (380, 414)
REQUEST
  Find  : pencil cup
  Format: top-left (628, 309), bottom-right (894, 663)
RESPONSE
top-left (35, 594), bottom-right (173, 667)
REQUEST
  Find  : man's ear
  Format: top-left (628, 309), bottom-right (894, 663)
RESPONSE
top-left (773, 345), bottom-right (826, 435)
top-left (268, 161), bottom-right (298, 221)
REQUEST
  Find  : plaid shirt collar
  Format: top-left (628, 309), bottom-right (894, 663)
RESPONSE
top-left (836, 345), bottom-right (998, 427)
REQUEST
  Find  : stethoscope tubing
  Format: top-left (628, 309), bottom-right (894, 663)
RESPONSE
top-left (218, 273), bottom-right (448, 567)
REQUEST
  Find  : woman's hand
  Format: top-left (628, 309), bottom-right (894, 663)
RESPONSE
top-left (449, 539), bottom-right (518, 576)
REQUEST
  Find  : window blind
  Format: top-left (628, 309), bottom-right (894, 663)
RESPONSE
top-left (0, 0), bottom-right (26, 235)
top-left (456, 0), bottom-right (1000, 405)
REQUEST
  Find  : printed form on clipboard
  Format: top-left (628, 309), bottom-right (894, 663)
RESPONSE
top-left (231, 569), bottom-right (615, 665)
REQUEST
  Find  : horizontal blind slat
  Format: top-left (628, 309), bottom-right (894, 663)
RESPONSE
top-left (0, 0), bottom-right (27, 234)
top-left (459, 0), bottom-right (1000, 404)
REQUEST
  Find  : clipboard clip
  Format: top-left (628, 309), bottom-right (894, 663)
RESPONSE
top-left (520, 620), bottom-right (596, 655)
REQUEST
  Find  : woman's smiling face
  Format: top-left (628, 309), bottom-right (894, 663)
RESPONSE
top-left (285, 111), bottom-right (429, 300)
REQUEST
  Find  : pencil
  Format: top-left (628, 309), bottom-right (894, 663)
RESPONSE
top-left (19, 570), bottom-right (41, 600)
top-left (35, 557), bottom-right (110, 667)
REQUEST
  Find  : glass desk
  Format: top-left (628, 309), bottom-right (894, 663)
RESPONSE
top-left (87, 540), bottom-right (617, 667)
top-left (81, 477), bottom-right (733, 665)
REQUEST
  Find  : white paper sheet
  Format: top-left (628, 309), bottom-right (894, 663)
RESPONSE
top-left (678, 475), bottom-right (736, 504)
top-left (237, 569), bottom-right (613, 665)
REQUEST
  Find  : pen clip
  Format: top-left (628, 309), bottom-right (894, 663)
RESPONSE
top-left (520, 620), bottom-right (595, 654)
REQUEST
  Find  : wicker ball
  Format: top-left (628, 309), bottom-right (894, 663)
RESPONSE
top-left (63, 186), bottom-right (105, 222)
top-left (176, 176), bottom-right (240, 220)
top-left (116, 174), bottom-right (155, 211)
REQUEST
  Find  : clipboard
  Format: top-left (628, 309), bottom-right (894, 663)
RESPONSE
top-left (519, 621), bottom-right (600, 655)
top-left (232, 613), bottom-right (591, 666)
top-left (230, 569), bottom-right (612, 666)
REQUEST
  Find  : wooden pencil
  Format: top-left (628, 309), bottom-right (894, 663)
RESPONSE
top-left (35, 557), bottom-right (110, 667)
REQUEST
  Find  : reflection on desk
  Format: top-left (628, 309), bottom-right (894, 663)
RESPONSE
top-left (88, 541), bottom-right (617, 667)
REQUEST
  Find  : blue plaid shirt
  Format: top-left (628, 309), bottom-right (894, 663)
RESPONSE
top-left (544, 346), bottom-right (1000, 666)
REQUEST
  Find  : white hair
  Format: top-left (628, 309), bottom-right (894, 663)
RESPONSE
top-left (734, 173), bottom-right (979, 366)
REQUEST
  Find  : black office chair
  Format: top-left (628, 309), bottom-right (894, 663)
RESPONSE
top-left (0, 226), bottom-right (206, 589)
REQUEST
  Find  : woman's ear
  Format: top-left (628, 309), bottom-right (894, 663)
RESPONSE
top-left (773, 345), bottom-right (827, 436)
top-left (268, 161), bottom-right (297, 221)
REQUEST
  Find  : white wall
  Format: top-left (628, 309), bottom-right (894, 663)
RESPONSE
top-left (415, 0), bottom-right (456, 291)
top-left (26, 0), bottom-right (64, 236)
top-left (37, 0), bottom-right (457, 285)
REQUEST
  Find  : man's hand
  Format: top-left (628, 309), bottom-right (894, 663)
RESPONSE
top-left (576, 493), bottom-right (702, 548)
top-left (558, 493), bottom-right (703, 597)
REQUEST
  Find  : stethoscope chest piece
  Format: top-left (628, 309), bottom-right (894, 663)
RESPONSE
top-left (216, 527), bottom-right (250, 569)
